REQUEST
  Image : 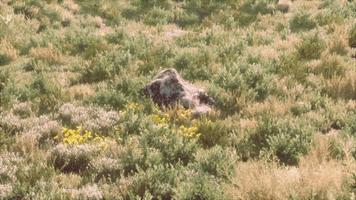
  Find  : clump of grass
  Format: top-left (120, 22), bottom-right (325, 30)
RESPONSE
top-left (349, 23), bottom-right (356, 48)
top-left (0, 39), bottom-right (18, 66)
top-left (324, 71), bottom-right (356, 100)
top-left (314, 55), bottom-right (346, 79)
top-left (29, 44), bottom-right (65, 65)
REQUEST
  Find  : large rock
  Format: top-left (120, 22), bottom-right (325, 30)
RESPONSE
top-left (143, 69), bottom-right (214, 116)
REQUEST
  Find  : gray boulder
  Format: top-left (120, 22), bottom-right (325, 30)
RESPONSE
top-left (143, 69), bottom-right (214, 116)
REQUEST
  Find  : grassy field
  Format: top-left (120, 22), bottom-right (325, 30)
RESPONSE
top-left (0, 0), bottom-right (355, 199)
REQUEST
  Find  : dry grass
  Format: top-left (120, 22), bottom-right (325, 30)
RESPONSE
top-left (228, 134), bottom-right (355, 200)
top-left (29, 44), bottom-right (65, 65)
top-left (325, 71), bottom-right (356, 100)
top-left (0, 38), bottom-right (18, 61)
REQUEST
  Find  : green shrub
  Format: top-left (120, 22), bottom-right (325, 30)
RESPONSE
top-left (62, 31), bottom-right (108, 59)
top-left (290, 11), bottom-right (317, 32)
top-left (296, 33), bottom-right (326, 60)
top-left (174, 172), bottom-right (228, 200)
top-left (239, 115), bottom-right (313, 165)
top-left (30, 74), bottom-right (65, 114)
top-left (118, 136), bottom-right (146, 174)
top-left (125, 164), bottom-right (182, 200)
top-left (80, 50), bottom-right (131, 83)
top-left (185, 0), bottom-right (238, 19)
top-left (105, 28), bottom-right (127, 44)
top-left (173, 9), bottom-right (200, 27)
top-left (290, 102), bottom-right (311, 116)
top-left (193, 146), bottom-right (236, 180)
top-left (0, 80), bottom-right (36, 110)
top-left (144, 7), bottom-right (174, 25)
top-left (315, 8), bottom-right (343, 26)
top-left (213, 68), bottom-right (243, 92)
top-left (343, 112), bottom-right (356, 136)
top-left (349, 24), bottom-right (356, 48)
top-left (242, 65), bottom-right (270, 101)
top-left (134, 0), bottom-right (173, 10)
top-left (236, 0), bottom-right (276, 26)
top-left (0, 53), bottom-right (12, 66)
top-left (276, 53), bottom-right (308, 81)
top-left (173, 49), bottom-right (215, 81)
top-left (140, 127), bottom-right (198, 166)
top-left (207, 85), bottom-right (243, 116)
top-left (198, 118), bottom-right (235, 147)
top-left (88, 88), bottom-right (128, 110)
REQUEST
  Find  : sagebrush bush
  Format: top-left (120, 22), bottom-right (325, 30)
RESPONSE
top-left (296, 33), bottom-right (326, 60)
top-left (89, 156), bottom-right (121, 181)
top-left (290, 11), bottom-right (317, 32)
top-left (30, 74), bottom-right (66, 114)
top-left (50, 143), bottom-right (99, 173)
top-left (198, 118), bottom-right (235, 147)
top-left (124, 164), bottom-right (181, 199)
top-left (11, 102), bottom-right (32, 118)
top-left (239, 115), bottom-right (313, 165)
top-left (62, 30), bottom-right (108, 59)
top-left (144, 7), bottom-right (174, 25)
top-left (65, 184), bottom-right (103, 200)
top-left (236, 0), bottom-right (277, 26)
top-left (58, 103), bottom-right (119, 134)
top-left (276, 52), bottom-right (308, 81)
top-left (174, 171), bottom-right (228, 200)
top-left (80, 49), bottom-right (132, 83)
top-left (193, 146), bottom-right (236, 180)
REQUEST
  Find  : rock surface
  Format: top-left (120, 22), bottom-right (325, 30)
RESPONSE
top-left (143, 69), bottom-right (214, 116)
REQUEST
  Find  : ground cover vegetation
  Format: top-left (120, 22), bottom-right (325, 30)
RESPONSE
top-left (0, 0), bottom-right (355, 199)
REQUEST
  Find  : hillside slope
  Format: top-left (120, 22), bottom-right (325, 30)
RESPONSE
top-left (0, 0), bottom-right (355, 199)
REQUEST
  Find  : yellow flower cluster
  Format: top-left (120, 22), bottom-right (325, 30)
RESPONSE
top-left (176, 125), bottom-right (200, 138)
top-left (125, 103), bottom-right (144, 111)
top-left (149, 108), bottom-right (201, 139)
top-left (120, 103), bottom-right (201, 139)
top-left (60, 127), bottom-right (104, 145)
top-left (149, 114), bottom-right (169, 125)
